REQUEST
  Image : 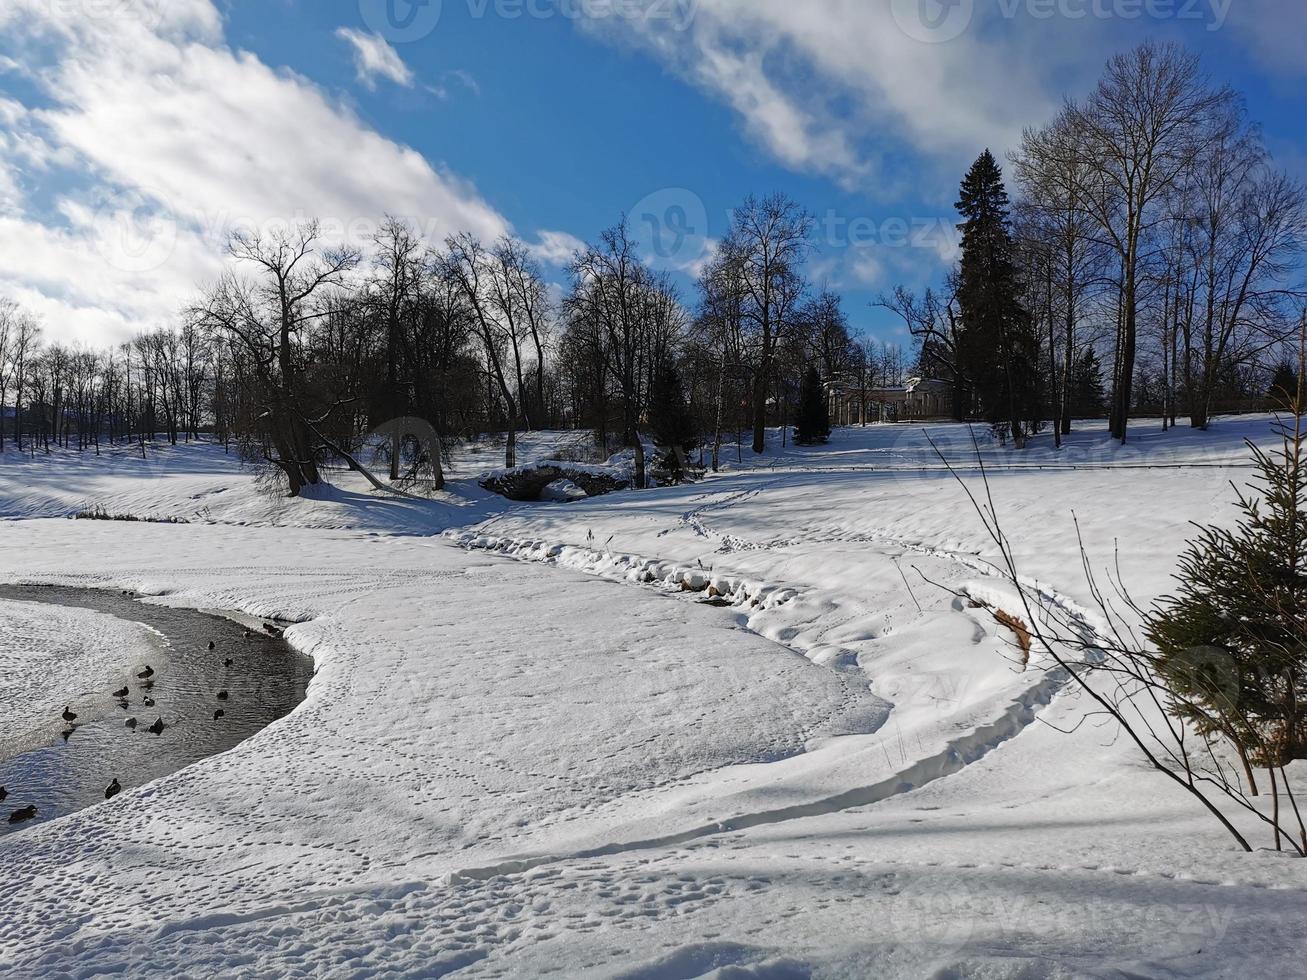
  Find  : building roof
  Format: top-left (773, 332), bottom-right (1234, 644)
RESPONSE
top-left (827, 377), bottom-right (952, 398)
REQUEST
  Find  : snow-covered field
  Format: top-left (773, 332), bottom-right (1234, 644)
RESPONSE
top-left (1, 417), bottom-right (1304, 978)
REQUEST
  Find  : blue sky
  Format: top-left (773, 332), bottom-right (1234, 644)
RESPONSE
top-left (0, 0), bottom-right (1304, 348)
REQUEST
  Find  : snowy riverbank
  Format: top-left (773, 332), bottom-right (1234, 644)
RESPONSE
top-left (0, 597), bottom-right (160, 756)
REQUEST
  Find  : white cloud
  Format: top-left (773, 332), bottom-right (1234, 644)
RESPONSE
top-left (579, 0), bottom-right (1121, 195)
top-left (0, 0), bottom-right (509, 346)
top-left (586, 1), bottom-right (1306, 204)
top-left (846, 249), bottom-right (885, 289)
top-left (335, 28), bottom-right (415, 90)
top-left (687, 40), bottom-right (867, 189)
top-left (427, 69), bottom-right (481, 101)
top-left (530, 230), bottom-right (586, 266)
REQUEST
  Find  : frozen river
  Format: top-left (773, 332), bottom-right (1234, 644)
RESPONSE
top-left (0, 585), bottom-right (312, 835)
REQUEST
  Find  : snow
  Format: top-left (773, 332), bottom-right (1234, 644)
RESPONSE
top-left (0, 599), bottom-right (161, 757)
top-left (1, 415), bottom-right (1304, 978)
top-left (540, 478), bottom-right (589, 503)
top-left (479, 460), bottom-right (628, 482)
top-left (0, 430), bottom-right (594, 529)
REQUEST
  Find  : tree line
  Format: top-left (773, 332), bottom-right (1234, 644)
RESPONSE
top-left (889, 40), bottom-right (1306, 447)
top-left (0, 300), bottom-right (210, 456)
top-left (0, 202), bottom-right (908, 494)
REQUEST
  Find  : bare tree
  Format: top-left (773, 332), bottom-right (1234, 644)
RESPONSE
top-left (10, 312), bottom-right (39, 453)
top-left (1180, 108), bottom-right (1306, 429)
top-left (567, 219), bottom-right (677, 490)
top-left (877, 283), bottom-right (965, 420)
top-left (722, 194), bottom-right (813, 454)
top-left (445, 232), bottom-right (523, 468)
top-left (0, 299), bottom-right (15, 451)
top-left (802, 289), bottom-right (854, 382)
top-left (368, 217), bottom-right (423, 479)
top-left (696, 249), bottom-right (750, 469)
top-left (493, 237), bottom-right (553, 429)
top-left (194, 220), bottom-right (361, 495)
top-left (1064, 42), bottom-right (1234, 442)
top-left (1014, 109), bottom-right (1111, 439)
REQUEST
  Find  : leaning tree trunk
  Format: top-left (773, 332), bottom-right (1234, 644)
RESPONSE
top-left (276, 413), bottom-right (320, 497)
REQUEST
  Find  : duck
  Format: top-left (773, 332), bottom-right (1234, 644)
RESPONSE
top-left (125, 718), bottom-right (138, 730)
top-left (7, 806), bottom-right (37, 825)
top-left (112, 687), bottom-right (129, 699)
top-left (137, 666), bottom-right (155, 680)
top-left (105, 779), bottom-right (122, 800)
top-left (61, 706), bottom-right (77, 723)
top-left (213, 709), bottom-right (225, 720)
top-left (0, 786), bottom-right (7, 802)
top-left (143, 696), bottom-right (156, 708)
top-left (147, 717), bottom-right (165, 736)
top-left (208, 641), bottom-right (216, 651)
top-left (224, 659), bottom-right (234, 669)
top-left (216, 690), bottom-right (229, 701)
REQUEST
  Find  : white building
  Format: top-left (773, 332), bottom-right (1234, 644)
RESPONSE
top-left (827, 377), bottom-right (954, 424)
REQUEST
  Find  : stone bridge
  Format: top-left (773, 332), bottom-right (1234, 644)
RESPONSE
top-left (479, 463), bottom-right (630, 502)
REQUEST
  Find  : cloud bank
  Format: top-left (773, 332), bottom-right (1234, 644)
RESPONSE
top-left (0, 0), bottom-right (508, 346)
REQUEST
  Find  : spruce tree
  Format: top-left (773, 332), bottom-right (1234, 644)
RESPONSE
top-left (1147, 379), bottom-right (1307, 770)
top-left (1270, 361), bottom-right (1299, 409)
top-left (649, 361), bottom-right (698, 482)
top-left (1070, 348), bottom-right (1106, 418)
top-left (794, 365), bottom-right (831, 445)
top-left (955, 150), bottom-right (1041, 446)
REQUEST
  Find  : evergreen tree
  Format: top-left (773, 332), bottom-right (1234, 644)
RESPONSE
top-left (955, 150), bottom-right (1041, 446)
top-left (648, 361), bottom-right (698, 482)
top-left (794, 365), bottom-right (831, 445)
top-left (1069, 348), bottom-right (1106, 418)
top-left (1270, 360), bottom-right (1299, 409)
top-left (1147, 401), bottom-right (1307, 771)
